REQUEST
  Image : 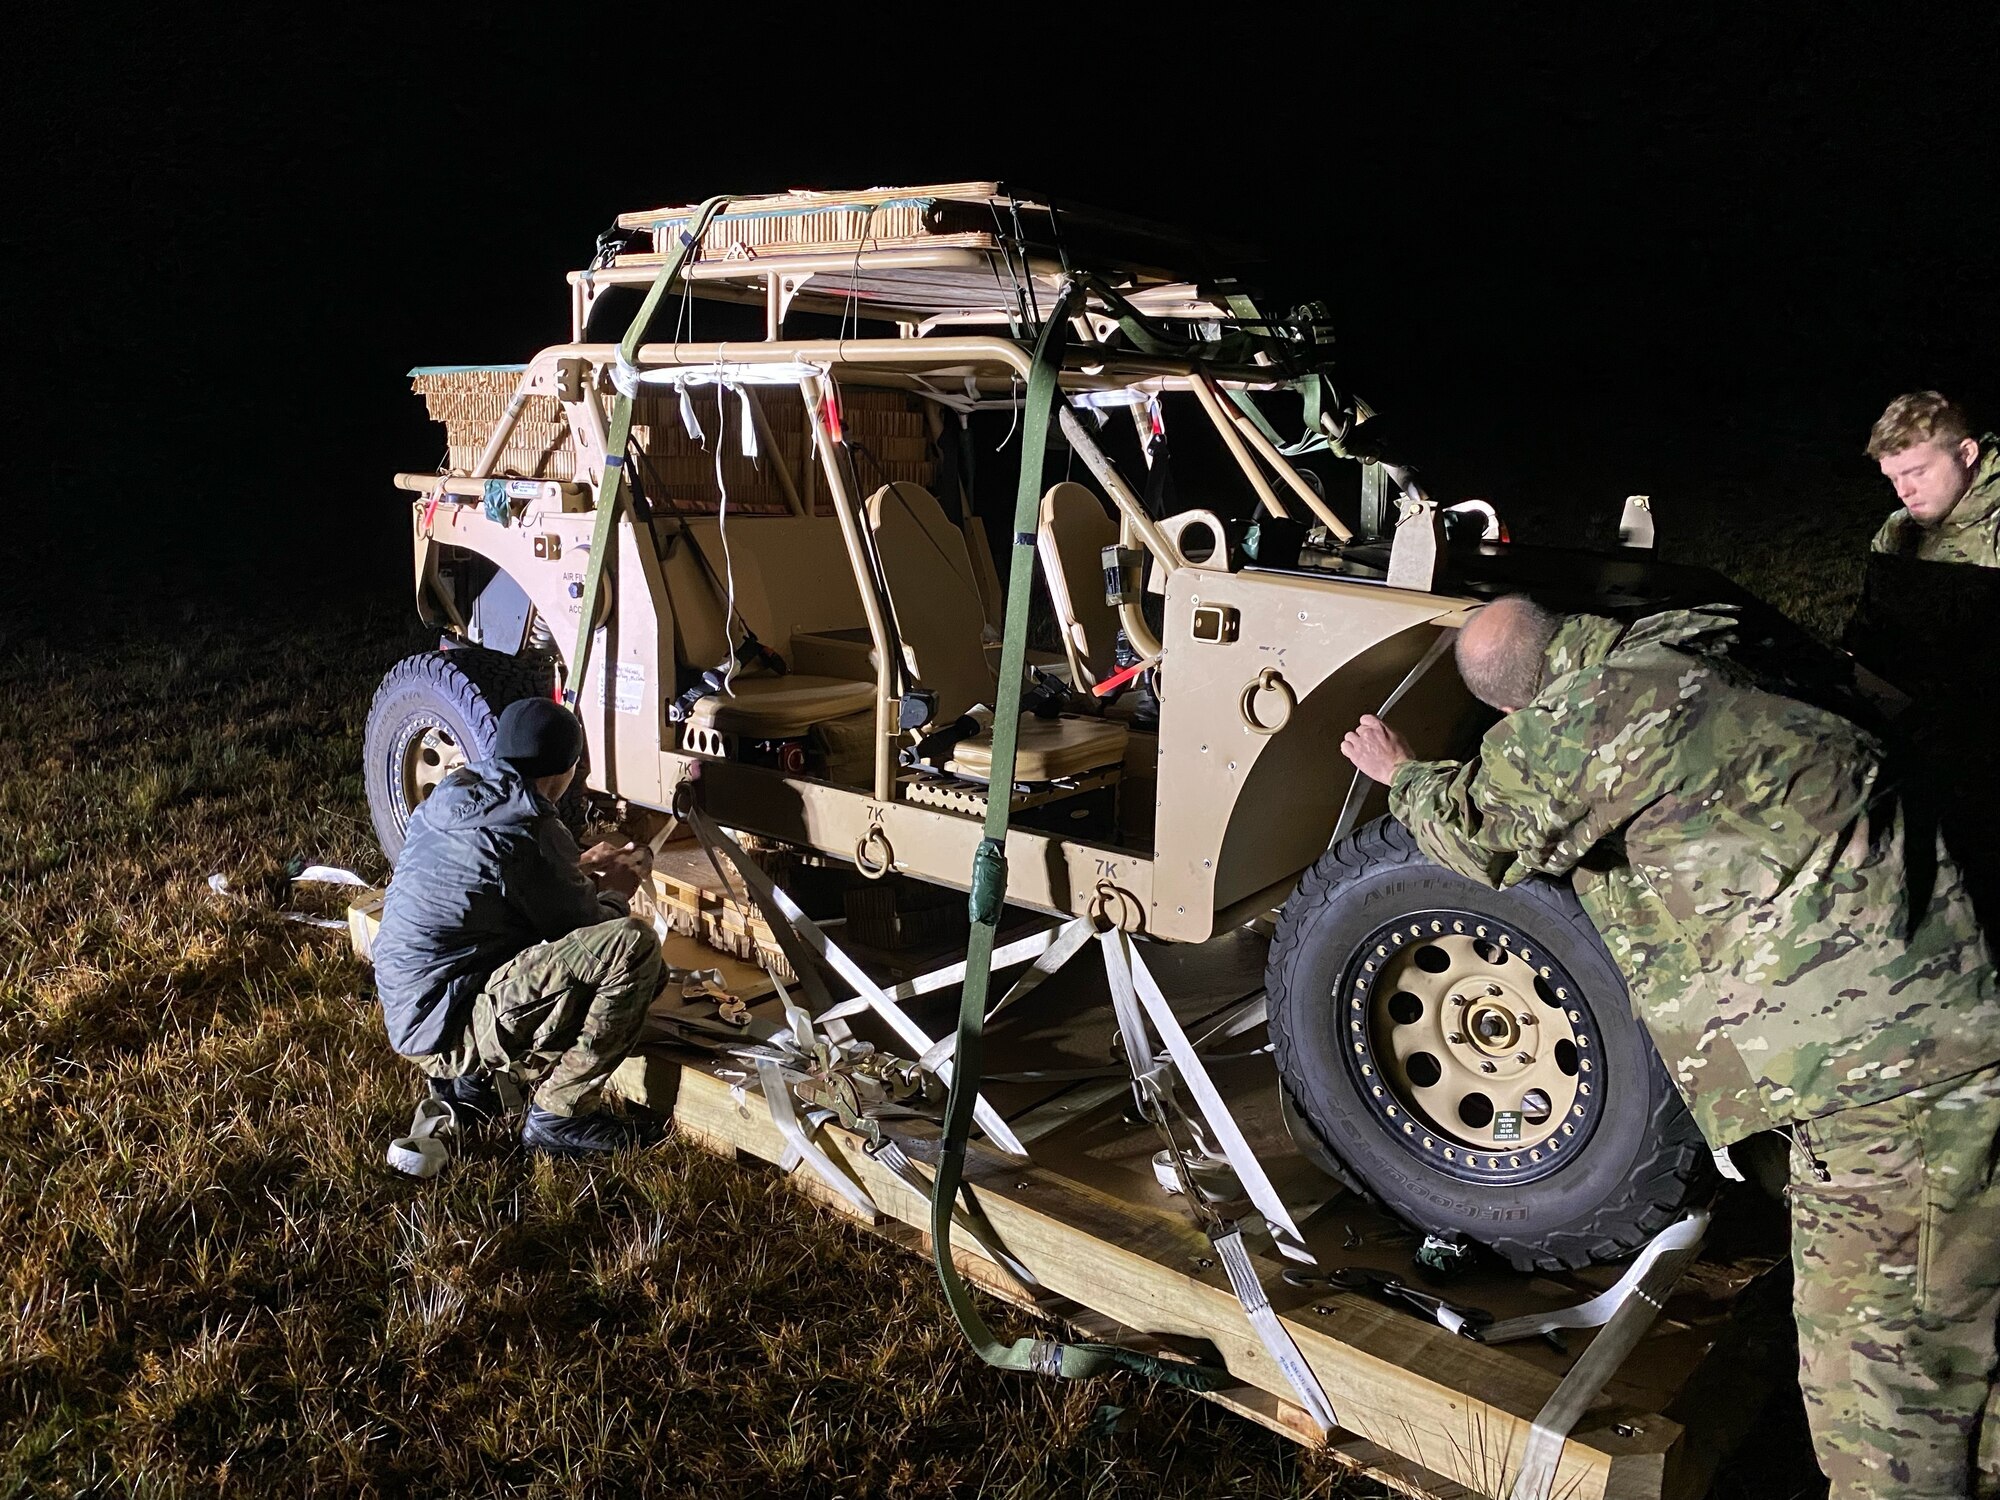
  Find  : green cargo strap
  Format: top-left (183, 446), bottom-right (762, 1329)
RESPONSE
top-left (929, 281), bottom-right (1223, 1392)
top-left (565, 196), bottom-right (729, 705)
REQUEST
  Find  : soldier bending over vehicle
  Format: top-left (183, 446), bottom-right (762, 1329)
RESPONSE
top-left (372, 697), bottom-right (663, 1157)
top-left (1343, 596), bottom-right (2000, 1499)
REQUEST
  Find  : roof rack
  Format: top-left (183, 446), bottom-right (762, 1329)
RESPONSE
top-left (575, 182), bottom-right (1258, 338)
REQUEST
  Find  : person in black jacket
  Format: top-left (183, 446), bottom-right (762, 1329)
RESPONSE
top-left (372, 697), bottom-right (663, 1156)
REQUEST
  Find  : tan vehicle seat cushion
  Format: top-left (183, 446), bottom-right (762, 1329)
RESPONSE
top-left (686, 674), bottom-right (875, 738)
top-left (947, 715), bottom-right (1127, 783)
top-left (1036, 481), bottom-right (1121, 687)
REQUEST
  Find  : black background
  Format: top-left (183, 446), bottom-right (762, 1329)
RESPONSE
top-left (7, 6), bottom-right (1995, 611)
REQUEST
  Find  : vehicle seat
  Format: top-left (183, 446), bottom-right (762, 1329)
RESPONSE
top-left (654, 518), bottom-right (875, 739)
top-left (864, 481), bottom-right (1125, 780)
top-left (945, 715), bottom-right (1128, 783)
top-left (1036, 481), bottom-right (1121, 688)
top-left (864, 481), bottom-right (995, 722)
top-left (684, 675), bottom-right (874, 737)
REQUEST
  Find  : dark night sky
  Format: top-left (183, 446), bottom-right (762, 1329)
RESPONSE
top-left (7, 6), bottom-right (1996, 610)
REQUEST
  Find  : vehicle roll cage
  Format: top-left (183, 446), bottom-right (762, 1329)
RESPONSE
top-left (412, 188), bottom-right (1423, 804)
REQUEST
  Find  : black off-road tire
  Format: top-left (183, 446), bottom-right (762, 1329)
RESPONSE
top-left (363, 646), bottom-right (585, 864)
top-left (1267, 817), bottom-right (1713, 1272)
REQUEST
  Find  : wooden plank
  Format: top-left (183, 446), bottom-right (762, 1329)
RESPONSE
top-left (649, 1052), bottom-right (1680, 1500)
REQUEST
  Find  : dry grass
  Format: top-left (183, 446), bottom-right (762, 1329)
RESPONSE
top-left (0, 600), bottom-right (1380, 1499)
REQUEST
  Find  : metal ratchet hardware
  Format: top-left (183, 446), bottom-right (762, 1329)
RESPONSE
top-left (1284, 1266), bottom-right (1494, 1340)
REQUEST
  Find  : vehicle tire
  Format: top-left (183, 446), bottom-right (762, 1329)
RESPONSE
top-left (363, 647), bottom-right (585, 864)
top-left (1267, 816), bottom-right (1713, 1272)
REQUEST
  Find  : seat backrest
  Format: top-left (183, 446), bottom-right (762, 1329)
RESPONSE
top-left (864, 482), bottom-right (995, 721)
top-left (653, 518), bottom-right (733, 670)
top-left (1036, 481), bottom-right (1120, 686)
top-left (686, 515), bottom-right (867, 654)
top-left (656, 514), bottom-right (869, 672)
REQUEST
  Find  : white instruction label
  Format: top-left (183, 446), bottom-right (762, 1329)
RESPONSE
top-left (595, 660), bottom-right (646, 715)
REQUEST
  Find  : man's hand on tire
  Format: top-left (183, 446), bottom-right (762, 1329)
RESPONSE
top-left (1342, 714), bottom-right (1414, 783)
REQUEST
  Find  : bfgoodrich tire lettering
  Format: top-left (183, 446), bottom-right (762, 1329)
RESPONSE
top-left (1267, 816), bottom-right (1713, 1271)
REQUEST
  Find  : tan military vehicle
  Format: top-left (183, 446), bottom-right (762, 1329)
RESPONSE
top-left (367, 184), bottom-right (1740, 1272)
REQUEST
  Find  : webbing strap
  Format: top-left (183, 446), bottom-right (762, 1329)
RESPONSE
top-left (1328, 626), bottom-right (1458, 849)
top-left (1212, 1226), bottom-right (1338, 1434)
top-left (385, 1097), bottom-right (454, 1179)
top-left (1500, 1211), bottom-right (1710, 1500)
top-left (931, 282), bottom-right (1096, 1375)
top-left (927, 281), bottom-right (1187, 1383)
top-left (566, 196), bottom-right (729, 704)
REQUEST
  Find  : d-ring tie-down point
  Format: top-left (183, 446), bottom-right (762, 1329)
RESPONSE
top-left (1240, 667), bottom-right (1295, 735)
top-left (855, 823), bottom-right (894, 880)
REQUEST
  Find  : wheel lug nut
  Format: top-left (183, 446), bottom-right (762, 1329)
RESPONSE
top-left (1447, 1033), bottom-right (1465, 1045)
top-left (1486, 985), bottom-right (1502, 997)
top-left (1449, 994), bottom-right (1467, 1007)
top-left (1516, 1052), bottom-right (1533, 1065)
top-left (1518, 1013), bottom-right (1536, 1026)
top-left (1480, 1061), bottom-right (1498, 1074)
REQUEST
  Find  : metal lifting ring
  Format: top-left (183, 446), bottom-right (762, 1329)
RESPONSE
top-left (855, 823), bottom-right (894, 880)
top-left (1088, 879), bottom-right (1122, 933)
top-left (670, 775), bottom-right (701, 819)
top-left (1239, 667), bottom-right (1295, 735)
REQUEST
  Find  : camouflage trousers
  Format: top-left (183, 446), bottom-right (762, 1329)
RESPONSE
top-left (1790, 1061), bottom-right (2000, 1498)
top-left (412, 917), bottom-right (662, 1117)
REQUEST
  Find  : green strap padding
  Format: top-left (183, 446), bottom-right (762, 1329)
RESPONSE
top-left (929, 281), bottom-right (1225, 1391)
top-left (565, 196), bottom-right (730, 704)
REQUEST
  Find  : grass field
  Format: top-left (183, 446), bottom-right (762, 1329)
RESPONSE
top-left (0, 474), bottom-right (1881, 1498)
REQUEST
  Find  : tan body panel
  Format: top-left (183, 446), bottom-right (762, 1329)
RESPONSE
top-left (1149, 569), bottom-right (1479, 943)
top-left (661, 752), bottom-right (1153, 927)
top-left (414, 498), bottom-right (672, 807)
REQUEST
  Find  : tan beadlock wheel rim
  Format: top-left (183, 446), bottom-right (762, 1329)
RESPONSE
top-left (1354, 922), bottom-right (1594, 1171)
top-left (402, 722), bottom-right (466, 814)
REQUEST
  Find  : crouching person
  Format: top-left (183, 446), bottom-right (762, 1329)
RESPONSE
top-left (371, 696), bottom-right (663, 1156)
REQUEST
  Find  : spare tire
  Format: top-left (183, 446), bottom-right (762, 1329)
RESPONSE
top-left (363, 647), bottom-right (585, 864)
top-left (1267, 817), bottom-right (1713, 1271)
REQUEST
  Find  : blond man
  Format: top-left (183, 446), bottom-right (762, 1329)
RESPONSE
top-left (1867, 392), bottom-right (2000, 566)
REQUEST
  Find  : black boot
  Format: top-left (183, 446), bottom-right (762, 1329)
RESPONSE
top-left (426, 1073), bottom-right (503, 1126)
top-left (521, 1105), bottom-right (659, 1157)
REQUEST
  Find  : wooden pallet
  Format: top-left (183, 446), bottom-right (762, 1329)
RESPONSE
top-left (347, 899), bottom-right (1790, 1500)
top-left (608, 931), bottom-right (1789, 1500)
top-left (632, 843), bottom-right (798, 984)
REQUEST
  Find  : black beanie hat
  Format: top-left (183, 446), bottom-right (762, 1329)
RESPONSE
top-left (493, 697), bottom-right (583, 778)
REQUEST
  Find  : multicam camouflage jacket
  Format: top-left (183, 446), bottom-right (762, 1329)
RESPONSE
top-left (1871, 433), bottom-right (2000, 566)
top-left (1389, 606), bottom-right (2000, 1146)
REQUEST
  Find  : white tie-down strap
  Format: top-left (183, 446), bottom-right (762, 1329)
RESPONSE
top-left (616, 357), bottom-right (828, 399)
top-left (386, 1098), bottom-right (455, 1179)
top-left (207, 869), bottom-right (358, 931)
top-left (1118, 935), bottom-right (1314, 1264)
top-left (294, 865), bottom-right (369, 889)
top-left (1328, 627), bottom-right (1457, 849)
top-left (913, 918), bottom-right (1098, 1073)
top-left (1496, 1210), bottom-right (1711, 1500)
top-left (684, 803), bottom-right (1027, 1159)
top-left (1481, 1208), bottom-right (1710, 1344)
top-left (1212, 1227), bottom-right (1338, 1435)
top-left (869, 1138), bottom-right (1042, 1295)
top-left (819, 922), bottom-right (1074, 1022)
top-left (756, 1056), bottom-right (879, 1221)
